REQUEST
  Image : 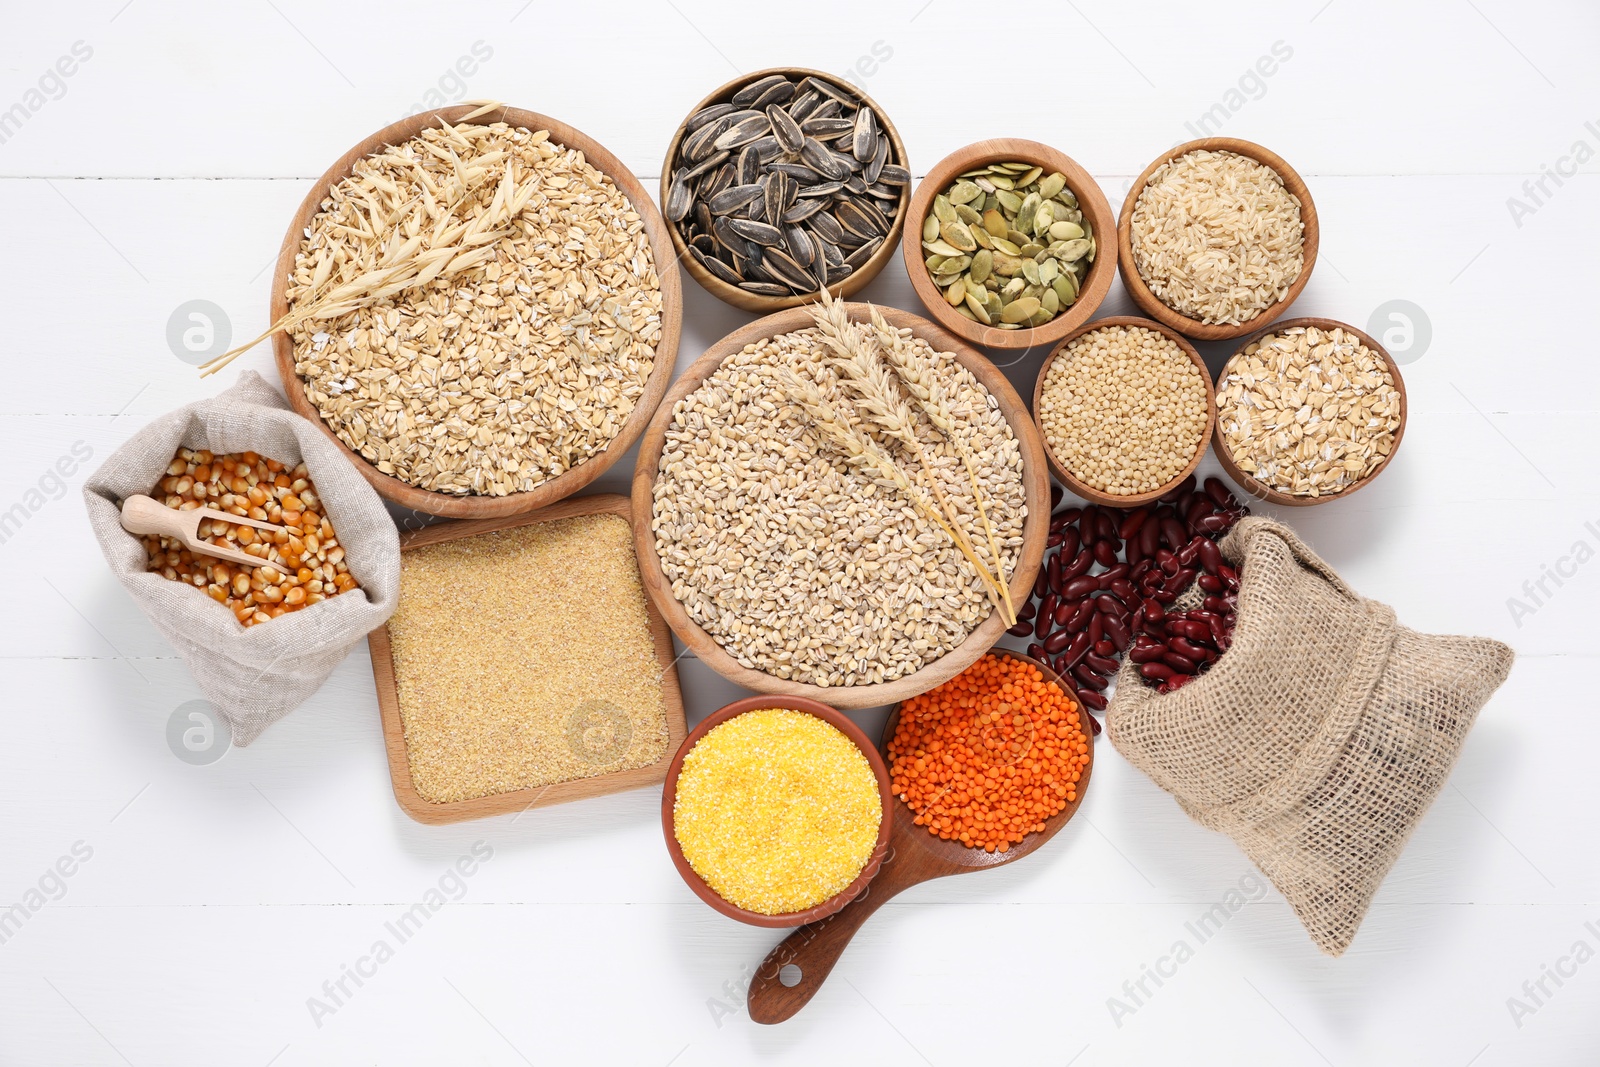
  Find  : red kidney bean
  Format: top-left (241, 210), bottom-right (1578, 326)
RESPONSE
top-left (1079, 689), bottom-right (1107, 712)
top-left (1039, 592), bottom-right (1059, 624)
top-left (1197, 538), bottom-right (1223, 575)
top-left (1191, 609), bottom-right (1221, 627)
top-left (1099, 562), bottom-right (1130, 584)
top-left (1028, 642), bottom-right (1047, 660)
top-left (1219, 563), bottom-right (1239, 588)
top-left (1050, 505), bottom-right (1080, 529)
top-left (1044, 629), bottom-right (1072, 655)
top-left (1194, 513), bottom-right (1231, 534)
top-left (1138, 519), bottom-right (1161, 558)
top-left (1104, 614), bottom-right (1131, 650)
top-left (1118, 509), bottom-right (1148, 540)
top-left (1034, 602), bottom-right (1054, 639)
top-left (1174, 620), bottom-right (1211, 643)
top-left (1033, 566), bottom-right (1050, 598)
top-left (1203, 595), bottom-right (1230, 613)
top-left (1140, 661), bottom-right (1175, 681)
top-left (1050, 484), bottom-right (1063, 510)
top-left (1170, 637), bottom-right (1213, 662)
top-left (1170, 568), bottom-right (1197, 592)
top-left (1095, 511), bottom-right (1119, 544)
top-left (1142, 599), bottom-right (1164, 624)
top-left (1198, 573), bottom-right (1223, 593)
top-left (1062, 631), bottom-right (1092, 667)
top-left (1051, 652), bottom-right (1071, 676)
top-left (1087, 612), bottom-right (1105, 647)
top-left (1132, 558), bottom-right (1154, 581)
top-left (1008, 621), bottom-right (1034, 636)
top-left (1078, 505), bottom-right (1099, 546)
top-left (1060, 528), bottom-right (1080, 561)
top-left (1163, 651), bottom-right (1198, 673)
top-left (1161, 517), bottom-right (1187, 551)
top-left (1065, 599), bottom-right (1094, 632)
top-left (1129, 643), bottom-right (1165, 664)
top-left (1204, 476), bottom-right (1236, 509)
top-left (1159, 474), bottom-right (1196, 503)
top-left (1152, 588), bottom-right (1178, 605)
top-left (1060, 575), bottom-right (1098, 600)
top-left (1185, 494), bottom-right (1214, 529)
top-left (1059, 548), bottom-right (1093, 585)
top-left (1111, 578), bottom-right (1137, 603)
top-left (1052, 601), bottom-right (1072, 627)
top-left (1207, 615), bottom-right (1229, 647)
top-left (1017, 600), bottom-right (1037, 620)
top-left (1074, 664), bottom-right (1109, 691)
top-left (1093, 539), bottom-right (1118, 567)
top-left (1047, 551), bottom-right (1060, 586)
top-left (1094, 639), bottom-right (1116, 657)
top-left (1176, 538), bottom-right (1201, 567)
top-left (1085, 652), bottom-right (1119, 673)
top-left (1047, 532), bottom-right (1064, 549)
top-left (1095, 593), bottom-right (1125, 615)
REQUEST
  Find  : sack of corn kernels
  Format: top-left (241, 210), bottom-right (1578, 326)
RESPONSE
top-left (83, 371), bottom-right (400, 745)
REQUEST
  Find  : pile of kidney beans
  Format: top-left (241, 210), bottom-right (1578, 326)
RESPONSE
top-left (1009, 475), bottom-right (1249, 732)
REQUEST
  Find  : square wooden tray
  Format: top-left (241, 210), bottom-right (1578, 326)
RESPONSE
top-left (368, 493), bottom-right (688, 824)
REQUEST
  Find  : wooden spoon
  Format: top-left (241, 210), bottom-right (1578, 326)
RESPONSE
top-left (745, 648), bottom-right (1096, 1023)
top-left (119, 494), bottom-right (285, 569)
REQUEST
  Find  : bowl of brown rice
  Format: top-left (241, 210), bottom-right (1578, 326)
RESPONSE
top-left (1117, 137), bottom-right (1318, 341)
top-left (270, 104), bottom-right (682, 520)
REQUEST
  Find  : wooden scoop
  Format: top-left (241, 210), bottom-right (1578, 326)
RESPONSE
top-left (119, 493), bottom-right (285, 569)
top-left (746, 648), bottom-right (1096, 1023)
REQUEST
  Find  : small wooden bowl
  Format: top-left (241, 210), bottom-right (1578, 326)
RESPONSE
top-left (1213, 317), bottom-right (1408, 506)
top-left (659, 67), bottom-right (909, 313)
top-left (902, 139), bottom-right (1116, 351)
top-left (631, 304), bottom-right (1050, 710)
top-left (661, 695), bottom-right (894, 928)
top-left (1032, 316), bottom-right (1216, 508)
top-left (271, 104), bottom-right (683, 520)
top-left (1116, 137), bottom-right (1319, 341)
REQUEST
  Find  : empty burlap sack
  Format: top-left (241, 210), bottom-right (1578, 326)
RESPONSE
top-left (84, 372), bottom-right (400, 746)
top-left (1107, 517), bottom-right (1513, 956)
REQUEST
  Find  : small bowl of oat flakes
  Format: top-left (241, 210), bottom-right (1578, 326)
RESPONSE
top-left (1117, 137), bottom-right (1318, 341)
top-left (270, 104), bottom-right (682, 520)
top-left (1213, 318), bottom-right (1407, 505)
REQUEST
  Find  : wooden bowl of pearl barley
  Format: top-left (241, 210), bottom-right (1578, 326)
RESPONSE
top-left (1032, 316), bottom-right (1215, 507)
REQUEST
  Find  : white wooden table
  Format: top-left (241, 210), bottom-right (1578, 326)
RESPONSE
top-left (2, 2), bottom-right (1596, 1063)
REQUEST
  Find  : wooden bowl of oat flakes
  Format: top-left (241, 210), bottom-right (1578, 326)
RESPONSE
top-left (631, 302), bottom-right (1050, 711)
top-left (271, 104), bottom-right (682, 520)
top-left (1213, 318), bottom-right (1407, 505)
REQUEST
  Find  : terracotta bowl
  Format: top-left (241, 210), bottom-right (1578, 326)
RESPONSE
top-left (630, 303), bottom-right (1051, 710)
top-left (661, 695), bottom-right (893, 928)
top-left (902, 139), bottom-right (1116, 351)
top-left (1032, 316), bottom-right (1216, 508)
top-left (270, 103), bottom-right (682, 520)
top-left (660, 67), bottom-right (909, 313)
top-left (1117, 137), bottom-right (1319, 341)
top-left (1213, 317), bottom-right (1408, 506)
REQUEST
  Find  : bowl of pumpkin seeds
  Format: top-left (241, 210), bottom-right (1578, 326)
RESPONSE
top-left (661, 67), bottom-right (911, 313)
top-left (902, 140), bottom-right (1116, 351)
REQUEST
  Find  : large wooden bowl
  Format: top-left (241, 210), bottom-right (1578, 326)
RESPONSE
top-left (271, 104), bottom-right (683, 520)
top-left (659, 67), bottom-right (909, 313)
top-left (660, 694), bottom-right (894, 928)
top-left (1117, 137), bottom-right (1318, 342)
top-left (903, 139), bottom-right (1116, 351)
top-left (1032, 316), bottom-right (1216, 508)
top-left (630, 304), bottom-right (1050, 709)
top-left (1213, 317), bottom-right (1408, 506)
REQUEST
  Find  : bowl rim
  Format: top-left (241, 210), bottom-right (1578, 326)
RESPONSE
top-left (1032, 316), bottom-right (1217, 508)
top-left (900, 138), bottom-right (1117, 351)
top-left (629, 302), bottom-right (1051, 709)
top-left (659, 66), bottom-right (910, 313)
top-left (1116, 136), bottom-right (1319, 342)
top-left (269, 103), bottom-right (683, 520)
top-left (1211, 316), bottom-right (1409, 506)
top-left (660, 695), bottom-right (895, 928)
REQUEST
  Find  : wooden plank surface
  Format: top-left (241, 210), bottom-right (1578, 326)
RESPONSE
top-left (1, 1), bottom-right (1597, 1064)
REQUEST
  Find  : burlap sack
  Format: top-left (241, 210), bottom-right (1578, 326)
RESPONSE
top-left (1107, 517), bottom-right (1513, 956)
top-left (84, 372), bottom-right (400, 745)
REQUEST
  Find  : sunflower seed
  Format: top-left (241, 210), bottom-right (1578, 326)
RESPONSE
top-left (694, 248), bottom-right (745, 286)
top-left (732, 73), bottom-right (790, 108)
top-left (708, 183), bottom-right (764, 215)
top-left (808, 210), bottom-right (845, 244)
top-left (768, 104), bottom-right (804, 153)
top-left (865, 135), bottom-right (889, 184)
top-left (740, 280), bottom-right (791, 296)
top-left (666, 171), bottom-right (693, 221)
top-left (729, 217), bottom-right (785, 245)
top-left (686, 102), bottom-right (735, 132)
top-left (750, 78), bottom-right (796, 111)
top-left (714, 114), bottom-right (771, 151)
top-left (800, 137), bottom-right (849, 180)
top-left (851, 107), bottom-right (877, 161)
top-left (843, 236), bottom-right (883, 270)
top-left (800, 117), bottom-right (854, 137)
top-left (782, 198), bottom-right (826, 223)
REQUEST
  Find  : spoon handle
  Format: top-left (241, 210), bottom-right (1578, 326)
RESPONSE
top-left (745, 862), bottom-right (915, 1024)
top-left (118, 494), bottom-right (183, 538)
